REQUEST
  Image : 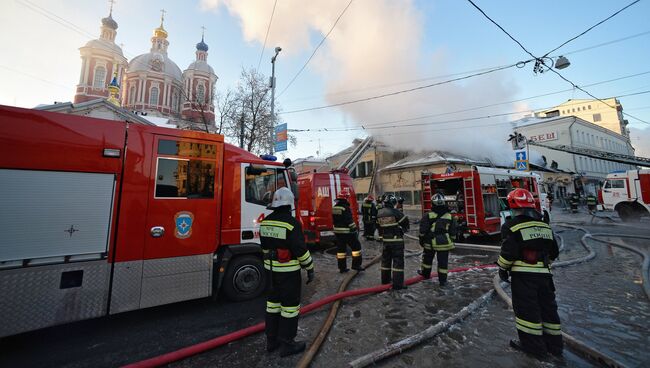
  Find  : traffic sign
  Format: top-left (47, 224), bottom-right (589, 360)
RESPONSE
top-left (515, 149), bottom-right (527, 161)
top-left (515, 160), bottom-right (529, 171)
top-left (275, 140), bottom-right (287, 152)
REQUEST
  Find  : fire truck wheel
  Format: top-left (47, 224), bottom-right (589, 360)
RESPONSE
top-left (617, 206), bottom-right (639, 223)
top-left (222, 255), bottom-right (267, 302)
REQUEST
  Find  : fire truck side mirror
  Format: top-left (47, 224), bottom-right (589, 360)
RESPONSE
top-left (287, 168), bottom-right (299, 200)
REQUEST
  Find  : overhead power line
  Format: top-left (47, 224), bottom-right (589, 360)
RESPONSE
top-left (257, 0), bottom-right (278, 71)
top-left (276, 0), bottom-right (355, 98)
top-left (289, 89), bottom-right (650, 134)
top-left (465, 0), bottom-right (649, 125)
top-left (542, 0), bottom-right (640, 57)
top-left (280, 62), bottom-right (527, 115)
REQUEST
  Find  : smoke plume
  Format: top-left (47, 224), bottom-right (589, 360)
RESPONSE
top-left (629, 126), bottom-right (650, 158)
top-left (201, 0), bottom-right (522, 165)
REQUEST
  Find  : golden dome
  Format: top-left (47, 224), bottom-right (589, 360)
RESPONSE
top-left (153, 25), bottom-right (168, 38)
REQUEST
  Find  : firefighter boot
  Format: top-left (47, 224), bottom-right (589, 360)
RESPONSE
top-left (279, 339), bottom-right (306, 357)
top-left (266, 338), bottom-right (280, 353)
top-left (417, 269), bottom-right (431, 279)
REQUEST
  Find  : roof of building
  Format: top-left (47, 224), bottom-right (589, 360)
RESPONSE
top-left (101, 14), bottom-right (118, 30)
top-left (82, 38), bottom-right (125, 57)
top-left (510, 115), bottom-right (629, 140)
top-left (129, 52), bottom-right (183, 81)
top-left (35, 99), bottom-right (154, 126)
top-left (382, 150), bottom-right (490, 171)
top-left (185, 60), bottom-right (215, 75)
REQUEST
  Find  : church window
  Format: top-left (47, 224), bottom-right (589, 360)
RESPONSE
top-left (150, 87), bottom-right (159, 106)
top-left (172, 92), bottom-right (179, 112)
top-left (197, 84), bottom-right (205, 104)
top-left (129, 86), bottom-right (136, 105)
top-left (93, 66), bottom-right (106, 89)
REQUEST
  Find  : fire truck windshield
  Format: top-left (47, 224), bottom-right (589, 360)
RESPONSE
top-left (245, 167), bottom-right (287, 206)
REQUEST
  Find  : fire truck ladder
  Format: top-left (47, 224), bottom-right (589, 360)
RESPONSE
top-left (464, 176), bottom-right (478, 227)
top-left (337, 136), bottom-right (374, 172)
top-left (528, 141), bottom-right (650, 167)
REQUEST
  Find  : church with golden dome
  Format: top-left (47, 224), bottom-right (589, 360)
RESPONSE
top-left (73, 8), bottom-right (217, 128)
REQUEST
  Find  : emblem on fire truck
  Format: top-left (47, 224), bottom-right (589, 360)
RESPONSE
top-left (174, 211), bottom-right (194, 239)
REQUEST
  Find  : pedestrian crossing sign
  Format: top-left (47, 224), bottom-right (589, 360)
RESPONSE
top-left (515, 160), bottom-right (529, 171)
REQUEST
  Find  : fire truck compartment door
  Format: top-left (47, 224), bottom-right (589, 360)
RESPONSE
top-left (140, 137), bottom-right (218, 308)
top-left (0, 169), bottom-right (114, 263)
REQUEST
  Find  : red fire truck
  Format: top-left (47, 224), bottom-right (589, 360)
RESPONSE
top-left (0, 105), bottom-right (294, 337)
top-left (296, 170), bottom-right (359, 245)
top-left (599, 169), bottom-right (650, 222)
top-left (421, 166), bottom-right (544, 238)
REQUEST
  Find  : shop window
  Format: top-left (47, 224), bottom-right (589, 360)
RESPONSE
top-left (396, 191), bottom-right (413, 205)
top-left (413, 190), bottom-right (421, 205)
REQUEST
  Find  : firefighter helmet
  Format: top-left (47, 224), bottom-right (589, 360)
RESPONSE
top-left (365, 194), bottom-right (374, 202)
top-left (384, 194), bottom-right (397, 207)
top-left (432, 193), bottom-right (445, 206)
top-left (507, 188), bottom-right (536, 209)
top-left (337, 188), bottom-right (351, 200)
top-left (269, 187), bottom-right (295, 209)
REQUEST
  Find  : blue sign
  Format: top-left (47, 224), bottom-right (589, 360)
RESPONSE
top-left (275, 140), bottom-right (288, 152)
top-left (275, 123), bottom-right (287, 134)
top-left (515, 160), bottom-right (529, 171)
top-left (515, 150), bottom-right (527, 161)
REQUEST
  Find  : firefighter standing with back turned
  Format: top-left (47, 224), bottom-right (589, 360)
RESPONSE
top-left (418, 193), bottom-right (456, 286)
top-left (497, 188), bottom-right (563, 358)
top-left (376, 195), bottom-right (410, 290)
top-left (332, 190), bottom-right (363, 273)
top-left (361, 195), bottom-right (377, 241)
top-left (260, 187), bottom-right (315, 357)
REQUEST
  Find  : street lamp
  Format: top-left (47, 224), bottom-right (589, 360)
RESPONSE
top-left (269, 46), bottom-right (282, 155)
top-left (533, 55), bottom-right (571, 74)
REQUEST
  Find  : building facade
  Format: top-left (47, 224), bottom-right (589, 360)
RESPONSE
top-left (534, 98), bottom-right (632, 144)
top-left (513, 115), bottom-right (636, 196)
top-left (73, 9), bottom-right (217, 129)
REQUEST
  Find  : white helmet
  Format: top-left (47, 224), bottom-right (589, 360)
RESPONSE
top-left (432, 193), bottom-right (445, 206)
top-left (269, 187), bottom-right (294, 209)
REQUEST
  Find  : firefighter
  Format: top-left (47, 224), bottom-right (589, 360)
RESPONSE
top-left (497, 188), bottom-right (563, 358)
top-left (396, 197), bottom-right (404, 212)
top-left (376, 195), bottom-right (410, 290)
top-left (586, 194), bottom-right (597, 214)
top-left (361, 195), bottom-right (377, 241)
top-left (332, 190), bottom-right (363, 272)
top-left (417, 193), bottom-right (456, 286)
top-left (260, 187), bottom-right (315, 357)
top-left (569, 193), bottom-right (579, 213)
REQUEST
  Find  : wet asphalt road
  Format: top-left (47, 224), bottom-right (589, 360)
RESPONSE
top-left (1, 207), bottom-right (648, 368)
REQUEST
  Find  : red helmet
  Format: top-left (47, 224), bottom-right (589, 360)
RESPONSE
top-left (337, 188), bottom-right (351, 199)
top-left (507, 188), bottom-right (536, 209)
top-left (365, 194), bottom-right (374, 201)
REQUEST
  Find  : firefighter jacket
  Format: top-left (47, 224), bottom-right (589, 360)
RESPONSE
top-left (361, 201), bottom-right (377, 224)
top-left (260, 207), bottom-right (314, 273)
top-left (376, 207), bottom-right (409, 243)
top-left (419, 207), bottom-right (457, 251)
top-left (332, 199), bottom-right (357, 234)
top-left (586, 195), bottom-right (597, 206)
top-left (497, 215), bottom-right (558, 275)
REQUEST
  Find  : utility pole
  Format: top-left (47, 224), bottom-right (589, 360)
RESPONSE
top-left (269, 46), bottom-right (281, 155)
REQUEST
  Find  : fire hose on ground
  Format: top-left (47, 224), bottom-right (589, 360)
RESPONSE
top-left (347, 227), bottom-right (634, 368)
top-left (124, 224), bottom-right (646, 368)
top-left (122, 258), bottom-right (495, 368)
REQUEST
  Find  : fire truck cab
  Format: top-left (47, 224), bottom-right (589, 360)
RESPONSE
top-left (296, 170), bottom-right (359, 245)
top-left (599, 169), bottom-right (650, 222)
top-left (0, 105), bottom-right (292, 337)
top-left (421, 166), bottom-right (545, 238)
